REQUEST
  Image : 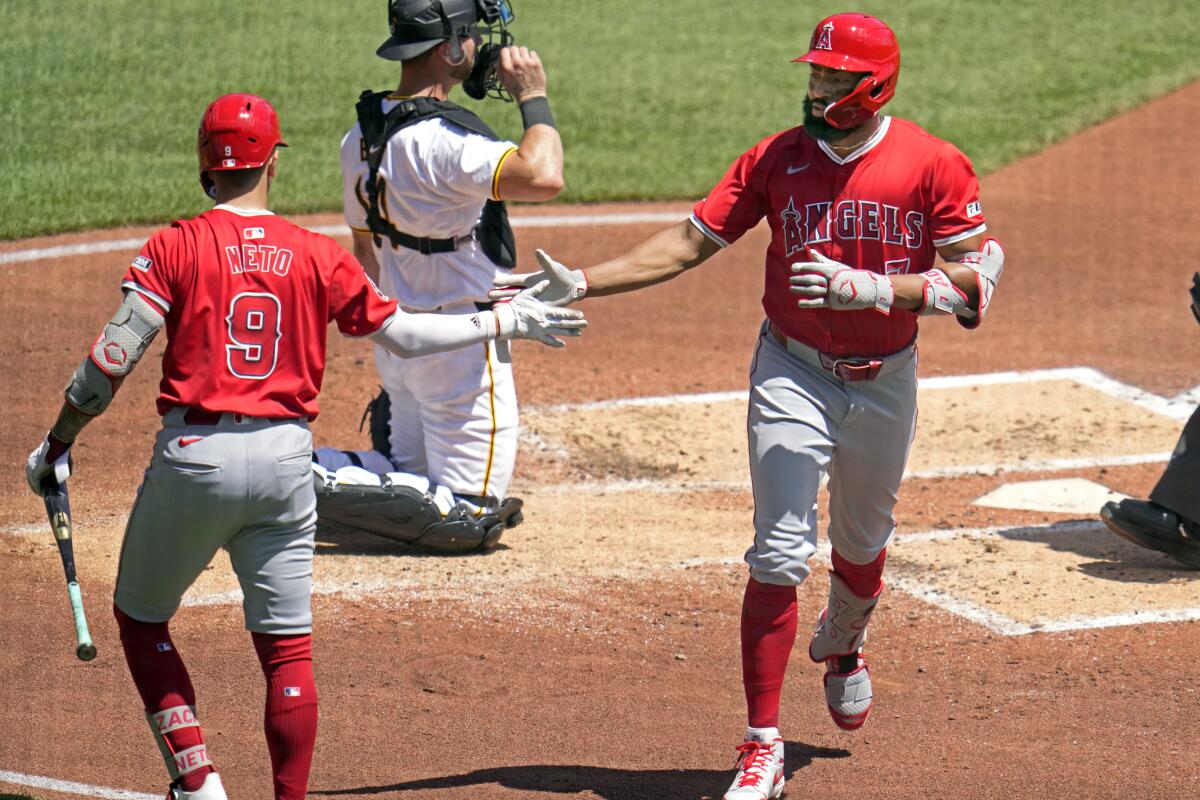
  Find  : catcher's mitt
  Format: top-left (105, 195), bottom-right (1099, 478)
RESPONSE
top-left (359, 388), bottom-right (391, 455)
top-left (1190, 272), bottom-right (1199, 326)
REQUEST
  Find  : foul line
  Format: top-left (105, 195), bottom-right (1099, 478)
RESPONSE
top-left (0, 769), bottom-right (158, 800)
top-left (0, 211), bottom-right (688, 266)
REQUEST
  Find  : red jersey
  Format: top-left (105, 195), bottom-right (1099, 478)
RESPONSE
top-left (692, 116), bottom-right (986, 357)
top-left (120, 206), bottom-right (397, 419)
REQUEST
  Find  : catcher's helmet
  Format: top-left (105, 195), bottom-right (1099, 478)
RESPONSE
top-left (197, 93), bottom-right (287, 196)
top-left (377, 0), bottom-right (513, 62)
top-left (793, 13), bottom-right (900, 130)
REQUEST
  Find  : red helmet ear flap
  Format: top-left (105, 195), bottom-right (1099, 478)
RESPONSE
top-left (823, 68), bottom-right (899, 129)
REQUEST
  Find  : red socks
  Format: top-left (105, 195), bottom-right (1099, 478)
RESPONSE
top-left (740, 578), bottom-right (798, 729)
top-left (252, 632), bottom-right (318, 800)
top-left (114, 604), bottom-right (214, 792)
top-left (831, 547), bottom-right (887, 598)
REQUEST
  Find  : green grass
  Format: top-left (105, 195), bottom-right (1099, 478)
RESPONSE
top-left (1, 0), bottom-right (1198, 239)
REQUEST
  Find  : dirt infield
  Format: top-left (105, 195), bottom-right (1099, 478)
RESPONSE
top-left (2, 83), bottom-right (1199, 800)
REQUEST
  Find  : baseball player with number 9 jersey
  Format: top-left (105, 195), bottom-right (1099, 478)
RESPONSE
top-left (494, 13), bottom-right (1005, 800)
top-left (24, 93), bottom-right (583, 800)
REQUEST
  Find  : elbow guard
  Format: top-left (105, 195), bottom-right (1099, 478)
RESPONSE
top-left (65, 291), bottom-right (163, 415)
top-left (946, 236), bottom-right (1005, 329)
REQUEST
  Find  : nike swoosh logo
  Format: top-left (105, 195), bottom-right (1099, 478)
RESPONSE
top-left (178, 436), bottom-right (204, 447)
top-left (786, 164), bottom-right (811, 174)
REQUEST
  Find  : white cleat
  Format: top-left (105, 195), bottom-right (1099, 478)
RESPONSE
top-left (166, 772), bottom-right (227, 800)
top-left (723, 731), bottom-right (785, 800)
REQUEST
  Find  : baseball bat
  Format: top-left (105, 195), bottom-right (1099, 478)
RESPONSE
top-left (40, 476), bottom-right (97, 661)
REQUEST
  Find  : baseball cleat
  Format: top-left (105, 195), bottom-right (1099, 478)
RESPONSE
top-left (166, 772), bottom-right (226, 800)
top-left (723, 731), bottom-right (785, 800)
top-left (1101, 500), bottom-right (1200, 569)
top-left (822, 652), bottom-right (873, 730)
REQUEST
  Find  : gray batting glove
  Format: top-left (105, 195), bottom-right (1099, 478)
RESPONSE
top-left (790, 250), bottom-right (894, 314)
top-left (26, 438), bottom-right (72, 497)
top-left (495, 280), bottom-right (588, 348)
top-left (490, 249), bottom-right (587, 307)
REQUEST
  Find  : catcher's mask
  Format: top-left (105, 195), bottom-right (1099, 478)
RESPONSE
top-left (196, 93), bottom-right (288, 199)
top-left (378, 0), bottom-right (514, 99)
top-left (793, 13), bottom-right (900, 130)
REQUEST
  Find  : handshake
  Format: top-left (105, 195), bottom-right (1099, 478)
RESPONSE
top-left (491, 249), bottom-right (587, 307)
top-left (491, 249), bottom-right (588, 348)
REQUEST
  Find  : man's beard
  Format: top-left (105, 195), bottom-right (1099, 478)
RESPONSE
top-left (803, 96), bottom-right (858, 142)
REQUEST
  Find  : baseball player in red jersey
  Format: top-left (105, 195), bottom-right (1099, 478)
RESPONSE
top-left (24, 93), bottom-right (584, 800)
top-left (495, 13), bottom-right (1004, 799)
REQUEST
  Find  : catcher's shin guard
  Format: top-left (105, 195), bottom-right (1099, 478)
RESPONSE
top-left (809, 571), bottom-right (881, 730)
top-left (315, 471), bottom-right (521, 554)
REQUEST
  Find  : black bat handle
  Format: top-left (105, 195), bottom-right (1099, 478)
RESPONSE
top-left (41, 478), bottom-right (77, 584)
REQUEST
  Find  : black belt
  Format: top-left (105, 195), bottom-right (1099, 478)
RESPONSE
top-left (180, 408), bottom-right (297, 425)
top-left (183, 408), bottom-right (225, 425)
top-left (390, 229), bottom-right (473, 255)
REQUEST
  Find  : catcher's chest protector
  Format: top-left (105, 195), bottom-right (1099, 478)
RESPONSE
top-left (355, 91), bottom-right (517, 268)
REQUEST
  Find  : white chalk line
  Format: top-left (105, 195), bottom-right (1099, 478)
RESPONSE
top-left (0, 769), bottom-right (158, 800)
top-left (0, 212), bottom-right (689, 266)
top-left (181, 518), bottom-right (1200, 636)
top-left (527, 366), bottom-right (1198, 421)
top-left (522, 450), bottom-right (1174, 498)
top-left (523, 366), bottom-right (1194, 493)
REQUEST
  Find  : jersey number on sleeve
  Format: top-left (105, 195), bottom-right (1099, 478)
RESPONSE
top-left (226, 292), bottom-right (282, 380)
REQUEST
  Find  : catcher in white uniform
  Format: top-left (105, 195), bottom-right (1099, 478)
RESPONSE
top-left (318, 0), bottom-right (562, 552)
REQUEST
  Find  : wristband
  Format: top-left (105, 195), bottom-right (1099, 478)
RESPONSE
top-left (519, 96), bottom-right (556, 130)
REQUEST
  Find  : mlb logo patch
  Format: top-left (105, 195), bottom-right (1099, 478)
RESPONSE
top-left (283, 687), bottom-right (302, 697)
top-left (966, 201), bottom-right (983, 217)
top-left (244, 227), bottom-right (265, 240)
top-left (222, 158), bottom-right (237, 168)
top-left (156, 642), bottom-right (173, 652)
top-left (132, 255), bottom-right (153, 272)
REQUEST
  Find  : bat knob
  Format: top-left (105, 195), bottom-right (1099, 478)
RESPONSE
top-left (76, 643), bottom-right (97, 661)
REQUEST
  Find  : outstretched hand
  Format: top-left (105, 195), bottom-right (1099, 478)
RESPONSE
top-left (496, 281), bottom-right (588, 348)
top-left (490, 249), bottom-right (587, 307)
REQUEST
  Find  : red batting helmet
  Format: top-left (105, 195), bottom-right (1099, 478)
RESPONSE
top-left (793, 13), bottom-right (900, 130)
top-left (197, 93), bottom-right (287, 196)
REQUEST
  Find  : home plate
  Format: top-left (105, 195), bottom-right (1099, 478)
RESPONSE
top-left (973, 478), bottom-right (1128, 514)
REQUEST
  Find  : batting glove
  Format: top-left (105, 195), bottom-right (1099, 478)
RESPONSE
top-left (495, 281), bottom-right (588, 348)
top-left (790, 250), bottom-right (894, 314)
top-left (26, 435), bottom-right (72, 497)
top-left (490, 249), bottom-right (587, 307)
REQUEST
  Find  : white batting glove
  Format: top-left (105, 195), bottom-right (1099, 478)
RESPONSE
top-left (26, 437), bottom-right (72, 497)
top-left (490, 249), bottom-right (587, 307)
top-left (790, 250), bottom-right (894, 314)
top-left (495, 281), bottom-right (588, 348)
